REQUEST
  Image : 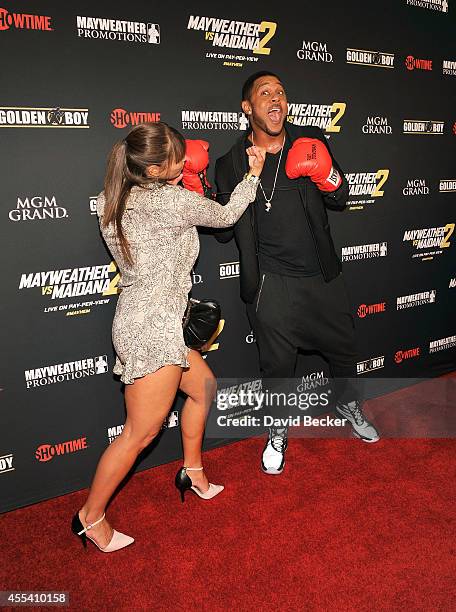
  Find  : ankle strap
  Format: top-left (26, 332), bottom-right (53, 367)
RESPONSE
top-left (77, 512), bottom-right (105, 536)
top-left (184, 466), bottom-right (204, 471)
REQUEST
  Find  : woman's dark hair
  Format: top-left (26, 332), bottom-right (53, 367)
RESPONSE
top-left (102, 121), bottom-right (185, 265)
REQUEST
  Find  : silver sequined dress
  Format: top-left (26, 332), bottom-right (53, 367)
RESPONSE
top-left (96, 179), bottom-right (257, 384)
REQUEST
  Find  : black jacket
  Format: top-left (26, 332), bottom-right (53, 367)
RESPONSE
top-left (214, 123), bottom-right (349, 303)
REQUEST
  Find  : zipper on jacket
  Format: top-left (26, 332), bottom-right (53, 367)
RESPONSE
top-left (255, 273), bottom-right (266, 313)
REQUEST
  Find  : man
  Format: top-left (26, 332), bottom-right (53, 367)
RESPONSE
top-left (214, 71), bottom-right (380, 475)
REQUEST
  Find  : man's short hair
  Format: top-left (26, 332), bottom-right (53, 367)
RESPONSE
top-left (241, 71), bottom-right (281, 101)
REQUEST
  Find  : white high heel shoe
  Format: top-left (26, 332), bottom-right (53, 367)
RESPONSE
top-left (71, 511), bottom-right (134, 552)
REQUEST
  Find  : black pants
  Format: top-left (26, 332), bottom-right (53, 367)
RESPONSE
top-left (246, 271), bottom-right (358, 418)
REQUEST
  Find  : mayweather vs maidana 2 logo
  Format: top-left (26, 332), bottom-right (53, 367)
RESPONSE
top-left (287, 102), bottom-right (346, 133)
top-left (187, 15), bottom-right (276, 67)
top-left (76, 15), bottom-right (160, 44)
top-left (345, 170), bottom-right (390, 210)
top-left (346, 48), bottom-right (395, 68)
top-left (18, 262), bottom-right (120, 316)
top-left (402, 224), bottom-right (455, 260)
top-left (0, 107), bottom-right (89, 128)
top-left (0, 7), bottom-right (53, 31)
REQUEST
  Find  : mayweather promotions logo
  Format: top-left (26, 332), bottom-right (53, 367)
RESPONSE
top-left (181, 110), bottom-right (248, 131)
top-left (110, 108), bottom-right (160, 129)
top-left (219, 261), bottom-right (240, 279)
top-left (187, 15), bottom-right (277, 68)
top-left (397, 290), bottom-right (436, 309)
top-left (440, 180), bottom-right (456, 192)
top-left (296, 40), bottom-right (333, 62)
top-left (8, 195), bottom-right (68, 222)
top-left (402, 224), bottom-right (454, 261)
top-left (394, 348), bottom-right (420, 363)
top-left (0, 107), bottom-right (89, 128)
top-left (0, 7), bottom-right (53, 31)
top-left (406, 0), bottom-right (448, 12)
top-left (403, 119), bottom-right (444, 134)
top-left (287, 101), bottom-right (346, 133)
top-left (443, 59), bottom-right (456, 75)
top-left (26, 355), bottom-right (109, 389)
top-left (342, 242), bottom-right (388, 261)
top-left (429, 335), bottom-right (456, 353)
top-left (76, 15), bottom-right (160, 44)
top-left (346, 48), bottom-right (395, 68)
top-left (357, 356), bottom-right (385, 375)
top-left (357, 302), bottom-right (386, 318)
top-left (403, 179), bottom-right (429, 196)
top-left (405, 55), bottom-right (433, 71)
top-left (345, 170), bottom-right (390, 210)
top-left (35, 437), bottom-right (88, 462)
top-left (362, 116), bottom-right (392, 134)
top-left (18, 262), bottom-right (120, 316)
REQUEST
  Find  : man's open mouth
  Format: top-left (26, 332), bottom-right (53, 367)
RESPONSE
top-left (268, 106), bottom-right (283, 124)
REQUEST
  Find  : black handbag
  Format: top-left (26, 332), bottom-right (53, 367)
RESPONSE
top-left (182, 298), bottom-right (221, 350)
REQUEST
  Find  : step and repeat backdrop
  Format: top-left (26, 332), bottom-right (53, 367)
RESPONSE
top-left (1, 0), bottom-right (455, 512)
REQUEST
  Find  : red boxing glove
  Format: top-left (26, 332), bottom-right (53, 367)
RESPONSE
top-left (183, 139), bottom-right (212, 197)
top-left (285, 137), bottom-right (342, 192)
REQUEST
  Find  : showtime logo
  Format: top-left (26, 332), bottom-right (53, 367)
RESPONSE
top-left (394, 348), bottom-right (420, 363)
top-left (110, 108), bottom-right (160, 129)
top-left (0, 7), bottom-right (53, 31)
top-left (405, 55), bottom-right (433, 70)
top-left (357, 302), bottom-right (386, 318)
top-left (35, 437), bottom-right (88, 462)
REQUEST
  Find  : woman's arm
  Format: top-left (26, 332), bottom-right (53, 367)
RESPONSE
top-left (176, 177), bottom-right (259, 229)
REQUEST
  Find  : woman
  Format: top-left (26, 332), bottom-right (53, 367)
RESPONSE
top-left (71, 122), bottom-right (264, 552)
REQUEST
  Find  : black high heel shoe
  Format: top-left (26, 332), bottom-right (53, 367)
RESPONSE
top-left (174, 466), bottom-right (224, 502)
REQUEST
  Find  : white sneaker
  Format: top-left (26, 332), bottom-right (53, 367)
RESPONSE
top-left (261, 428), bottom-right (288, 474)
top-left (336, 401), bottom-right (380, 443)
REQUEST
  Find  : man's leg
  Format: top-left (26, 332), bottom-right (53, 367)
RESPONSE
top-left (247, 271), bottom-right (298, 473)
top-left (293, 273), bottom-right (380, 442)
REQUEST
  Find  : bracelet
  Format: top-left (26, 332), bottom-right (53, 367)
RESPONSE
top-left (243, 172), bottom-right (260, 184)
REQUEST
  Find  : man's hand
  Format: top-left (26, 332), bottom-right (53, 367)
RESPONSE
top-left (285, 137), bottom-right (342, 192)
top-left (246, 145), bottom-right (266, 177)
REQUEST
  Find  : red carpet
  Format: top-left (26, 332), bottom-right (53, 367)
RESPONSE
top-left (1, 436), bottom-right (455, 611)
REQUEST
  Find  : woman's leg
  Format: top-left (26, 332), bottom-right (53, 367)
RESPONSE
top-left (78, 365), bottom-right (182, 547)
top-left (178, 350), bottom-right (217, 491)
